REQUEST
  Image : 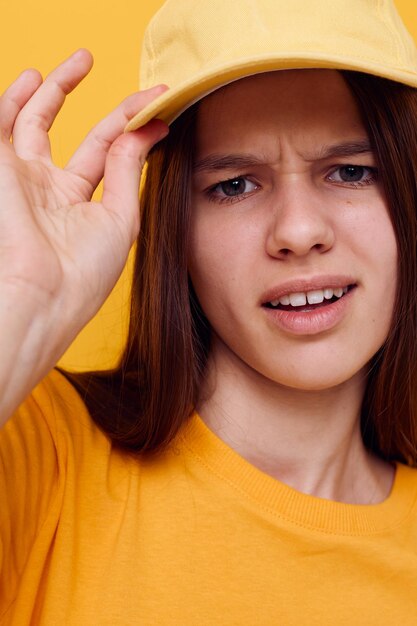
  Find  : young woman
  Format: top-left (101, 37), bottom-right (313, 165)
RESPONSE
top-left (2, 0), bottom-right (417, 623)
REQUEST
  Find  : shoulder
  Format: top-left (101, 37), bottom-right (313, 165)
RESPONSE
top-left (2, 368), bottom-right (110, 465)
top-left (396, 461), bottom-right (417, 488)
top-left (32, 367), bottom-right (92, 417)
top-left (0, 370), bottom-right (114, 613)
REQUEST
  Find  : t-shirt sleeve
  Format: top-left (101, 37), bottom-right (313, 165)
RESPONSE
top-left (0, 371), bottom-right (66, 613)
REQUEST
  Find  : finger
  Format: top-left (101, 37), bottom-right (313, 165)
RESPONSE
top-left (12, 49), bottom-right (94, 162)
top-left (64, 85), bottom-right (168, 192)
top-left (0, 69), bottom-right (43, 142)
top-left (101, 119), bottom-right (169, 243)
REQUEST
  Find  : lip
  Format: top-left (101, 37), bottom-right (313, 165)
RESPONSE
top-left (260, 275), bottom-right (357, 304)
top-left (260, 275), bottom-right (358, 336)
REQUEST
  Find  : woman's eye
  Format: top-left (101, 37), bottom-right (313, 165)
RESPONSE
top-left (208, 177), bottom-right (258, 202)
top-left (327, 165), bottom-right (378, 186)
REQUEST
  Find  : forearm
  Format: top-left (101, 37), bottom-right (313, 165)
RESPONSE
top-left (0, 51), bottom-right (167, 427)
top-left (0, 289), bottom-right (70, 427)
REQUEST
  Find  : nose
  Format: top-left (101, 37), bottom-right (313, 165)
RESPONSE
top-left (265, 179), bottom-right (335, 259)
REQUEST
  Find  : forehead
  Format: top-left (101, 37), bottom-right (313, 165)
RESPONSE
top-left (196, 69), bottom-right (366, 155)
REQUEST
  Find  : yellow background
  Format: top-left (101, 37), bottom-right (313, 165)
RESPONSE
top-left (1, 0), bottom-right (416, 372)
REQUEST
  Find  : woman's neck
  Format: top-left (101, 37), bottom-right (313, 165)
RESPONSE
top-left (196, 341), bottom-right (395, 505)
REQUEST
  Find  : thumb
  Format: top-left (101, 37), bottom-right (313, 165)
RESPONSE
top-left (101, 119), bottom-right (169, 239)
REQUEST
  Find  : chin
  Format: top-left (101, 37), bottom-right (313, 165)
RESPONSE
top-left (275, 374), bottom-right (364, 393)
top-left (250, 357), bottom-right (370, 393)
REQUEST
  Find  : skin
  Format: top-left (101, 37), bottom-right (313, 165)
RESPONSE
top-left (0, 49), bottom-right (169, 425)
top-left (0, 53), bottom-right (396, 503)
top-left (189, 69), bottom-right (397, 504)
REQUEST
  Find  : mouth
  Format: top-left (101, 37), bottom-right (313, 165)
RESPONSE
top-left (262, 284), bottom-right (357, 313)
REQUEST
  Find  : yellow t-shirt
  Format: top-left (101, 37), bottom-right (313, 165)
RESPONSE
top-left (1, 369), bottom-right (417, 625)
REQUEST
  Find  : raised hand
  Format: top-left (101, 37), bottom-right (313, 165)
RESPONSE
top-left (0, 49), bottom-right (168, 423)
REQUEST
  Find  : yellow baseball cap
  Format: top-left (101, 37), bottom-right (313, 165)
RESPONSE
top-left (124, 0), bottom-right (417, 132)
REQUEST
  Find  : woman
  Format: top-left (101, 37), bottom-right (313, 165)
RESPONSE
top-left (2, 0), bottom-right (417, 623)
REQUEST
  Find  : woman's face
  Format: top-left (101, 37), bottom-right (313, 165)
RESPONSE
top-left (188, 69), bottom-right (397, 390)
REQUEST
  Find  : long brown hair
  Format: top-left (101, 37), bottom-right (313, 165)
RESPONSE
top-left (59, 71), bottom-right (417, 464)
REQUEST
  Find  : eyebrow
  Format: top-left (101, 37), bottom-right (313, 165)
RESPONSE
top-left (312, 138), bottom-right (373, 161)
top-left (193, 139), bottom-right (373, 173)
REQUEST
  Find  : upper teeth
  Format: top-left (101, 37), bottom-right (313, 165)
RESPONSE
top-left (270, 286), bottom-right (348, 307)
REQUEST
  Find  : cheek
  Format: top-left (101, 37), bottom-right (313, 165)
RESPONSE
top-left (351, 200), bottom-right (397, 281)
top-left (188, 234), bottom-right (234, 315)
top-left (375, 230), bottom-right (398, 336)
top-left (188, 212), bottom-right (260, 313)
top-left (187, 196), bottom-right (399, 390)
top-left (340, 189), bottom-right (396, 260)
top-left (345, 199), bottom-right (398, 335)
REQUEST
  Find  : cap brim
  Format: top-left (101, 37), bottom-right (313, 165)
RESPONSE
top-left (124, 52), bottom-right (417, 132)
